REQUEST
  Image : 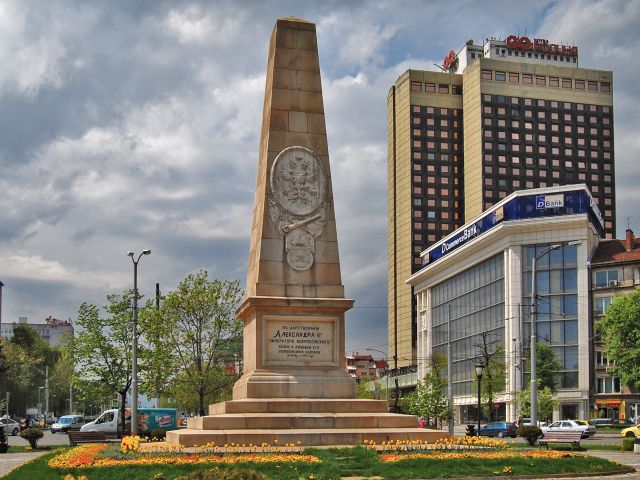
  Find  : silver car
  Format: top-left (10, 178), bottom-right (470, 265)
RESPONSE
top-left (0, 418), bottom-right (20, 436)
top-left (541, 419), bottom-right (596, 438)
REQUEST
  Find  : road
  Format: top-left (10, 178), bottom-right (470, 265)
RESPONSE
top-left (3, 429), bottom-right (74, 447)
top-left (3, 426), bottom-right (625, 447)
top-left (450, 424), bottom-right (622, 446)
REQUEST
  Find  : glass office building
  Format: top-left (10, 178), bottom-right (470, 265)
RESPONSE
top-left (410, 185), bottom-right (602, 422)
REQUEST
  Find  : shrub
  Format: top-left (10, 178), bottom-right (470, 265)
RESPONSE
top-left (516, 425), bottom-right (543, 446)
top-left (176, 467), bottom-right (268, 480)
top-left (19, 428), bottom-right (43, 448)
top-left (622, 437), bottom-right (636, 451)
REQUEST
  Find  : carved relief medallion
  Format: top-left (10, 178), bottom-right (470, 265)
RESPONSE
top-left (269, 146), bottom-right (328, 271)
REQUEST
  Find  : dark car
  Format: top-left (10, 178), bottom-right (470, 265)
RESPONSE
top-left (479, 421), bottom-right (518, 438)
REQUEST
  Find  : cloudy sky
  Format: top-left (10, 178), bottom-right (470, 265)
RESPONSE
top-left (1, 0), bottom-right (638, 356)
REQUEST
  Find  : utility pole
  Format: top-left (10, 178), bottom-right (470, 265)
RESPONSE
top-left (69, 383), bottom-right (73, 415)
top-left (45, 365), bottom-right (49, 421)
top-left (447, 306), bottom-right (454, 435)
top-left (0, 281), bottom-right (4, 334)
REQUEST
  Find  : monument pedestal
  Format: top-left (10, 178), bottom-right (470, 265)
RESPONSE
top-left (232, 296), bottom-right (356, 399)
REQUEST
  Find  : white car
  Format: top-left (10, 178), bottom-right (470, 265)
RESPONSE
top-left (0, 418), bottom-right (20, 436)
top-left (541, 420), bottom-right (596, 438)
top-left (522, 418), bottom-right (548, 427)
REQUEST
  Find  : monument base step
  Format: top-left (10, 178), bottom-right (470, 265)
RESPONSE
top-left (166, 427), bottom-right (447, 447)
top-left (189, 412), bottom-right (419, 430)
top-left (209, 398), bottom-right (389, 415)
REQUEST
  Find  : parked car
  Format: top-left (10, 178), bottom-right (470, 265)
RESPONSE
top-left (51, 415), bottom-right (85, 434)
top-left (620, 423), bottom-right (640, 438)
top-left (541, 420), bottom-right (596, 438)
top-left (0, 418), bottom-right (20, 436)
top-left (479, 421), bottom-right (518, 438)
top-left (521, 418), bottom-right (548, 428)
top-left (590, 418), bottom-right (614, 426)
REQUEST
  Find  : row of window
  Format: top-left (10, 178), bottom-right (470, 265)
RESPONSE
top-left (481, 69), bottom-right (610, 92)
top-left (410, 81), bottom-right (463, 95)
top-left (484, 133), bottom-right (612, 148)
top-left (483, 106), bottom-right (612, 125)
top-left (483, 121), bottom-right (611, 138)
top-left (483, 141), bottom-right (613, 158)
top-left (486, 95), bottom-right (611, 113)
top-left (483, 157), bottom-right (612, 172)
top-left (495, 47), bottom-right (577, 64)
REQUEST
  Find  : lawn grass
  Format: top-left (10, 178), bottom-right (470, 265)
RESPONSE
top-left (3, 445), bottom-right (631, 480)
top-left (4, 445), bottom-right (56, 453)
top-left (510, 441), bottom-right (624, 451)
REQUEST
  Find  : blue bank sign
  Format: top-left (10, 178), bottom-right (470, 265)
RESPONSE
top-left (536, 194), bottom-right (564, 209)
top-left (422, 188), bottom-right (604, 267)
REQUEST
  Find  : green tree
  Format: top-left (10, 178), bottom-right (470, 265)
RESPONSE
top-left (596, 288), bottom-right (640, 390)
top-left (534, 343), bottom-right (562, 392)
top-left (5, 325), bottom-right (60, 416)
top-left (70, 292), bottom-right (150, 435)
top-left (148, 271), bottom-right (243, 416)
top-left (517, 386), bottom-right (558, 422)
top-left (475, 332), bottom-right (506, 421)
top-left (403, 359), bottom-right (451, 426)
top-left (356, 379), bottom-right (376, 399)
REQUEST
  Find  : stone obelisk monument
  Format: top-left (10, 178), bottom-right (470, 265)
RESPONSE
top-left (167, 18), bottom-right (445, 447)
top-left (233, 16), bottom-right (355, 400)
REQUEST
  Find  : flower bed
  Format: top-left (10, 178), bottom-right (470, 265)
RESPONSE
top-left (380, 449), bottom-right (584, 462)
top-left (48, 443), bottom-right (321, 470)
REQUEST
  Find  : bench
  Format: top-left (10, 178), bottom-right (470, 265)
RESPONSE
top-left (68, 431), bottom-right (120, 446)
top-left (538, 430), bottom-right (584, 450)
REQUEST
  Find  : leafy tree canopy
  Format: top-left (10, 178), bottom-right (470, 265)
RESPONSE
top-left (596, 287), bottom-right (640, 390)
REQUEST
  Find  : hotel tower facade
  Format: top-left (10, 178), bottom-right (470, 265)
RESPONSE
top-left (388, 35), bottom-right (615, 370)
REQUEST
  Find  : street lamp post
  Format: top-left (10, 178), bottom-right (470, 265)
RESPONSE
top-left (475, 363), bottom-right (485, 436)
top-left (38, 387), bottom-right (44, 422)
top-left (530, 243), bottom-right (562, 427)
top-left (128, 249), bottom-right (151, 436)
top-left (366, 348), bottom-right (389, 402)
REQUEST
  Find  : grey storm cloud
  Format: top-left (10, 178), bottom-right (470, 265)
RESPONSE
top-left (0, 0), bottom-right (639, 355)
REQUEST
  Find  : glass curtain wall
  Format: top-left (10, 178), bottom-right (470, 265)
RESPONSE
top-left (522, 244), bottom-right (579, 389)
top-left (431, 254), bottom-right (505, 396)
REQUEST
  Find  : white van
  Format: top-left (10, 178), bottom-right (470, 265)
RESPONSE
top-left (80, 407), bottom-right (177, 436)
top-left (80, 409), bottom-right (119, 435)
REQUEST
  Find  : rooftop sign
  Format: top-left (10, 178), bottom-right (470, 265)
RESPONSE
top-left (421, 187), bottom-right (603, 268)
top-left (506, 35), bottom-right (578, 57)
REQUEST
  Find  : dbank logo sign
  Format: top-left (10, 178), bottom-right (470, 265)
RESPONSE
top-left (536, 194), bottom-right (564, 209)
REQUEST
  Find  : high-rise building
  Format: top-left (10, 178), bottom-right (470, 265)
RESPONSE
top-left (388, 35), bottom-right (615, 369)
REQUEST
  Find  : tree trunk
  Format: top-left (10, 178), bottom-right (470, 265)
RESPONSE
top-left (199, 392), bottom-right (205, 417)
top-left (120, 391), bottom-right (127, 438)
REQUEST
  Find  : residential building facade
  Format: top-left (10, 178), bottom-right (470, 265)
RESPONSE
top-left (590, 229), bottom-right (640, 421)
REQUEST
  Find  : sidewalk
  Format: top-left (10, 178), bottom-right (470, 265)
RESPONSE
top-left (0, 451), bottom-right (47, 478)
top-left (583, 449), bottom-right (640, 471)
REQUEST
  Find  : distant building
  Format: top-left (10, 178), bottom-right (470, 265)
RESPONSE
top-left (0, 316), bottom-right (74, 347)
top-left (346, 353), bottom-right (381, 382)
top-left (590, 229), bottom-right (640, 421)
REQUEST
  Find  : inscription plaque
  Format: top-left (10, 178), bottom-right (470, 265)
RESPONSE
top-left (264, 316), bottom-right (338, 366)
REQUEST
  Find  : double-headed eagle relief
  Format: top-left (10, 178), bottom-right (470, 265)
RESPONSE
top-left (269, 146), bottom-right (328, 271)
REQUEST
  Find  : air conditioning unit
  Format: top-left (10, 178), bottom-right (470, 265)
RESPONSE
top-left (608, 280), bottom-right (618, 287)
